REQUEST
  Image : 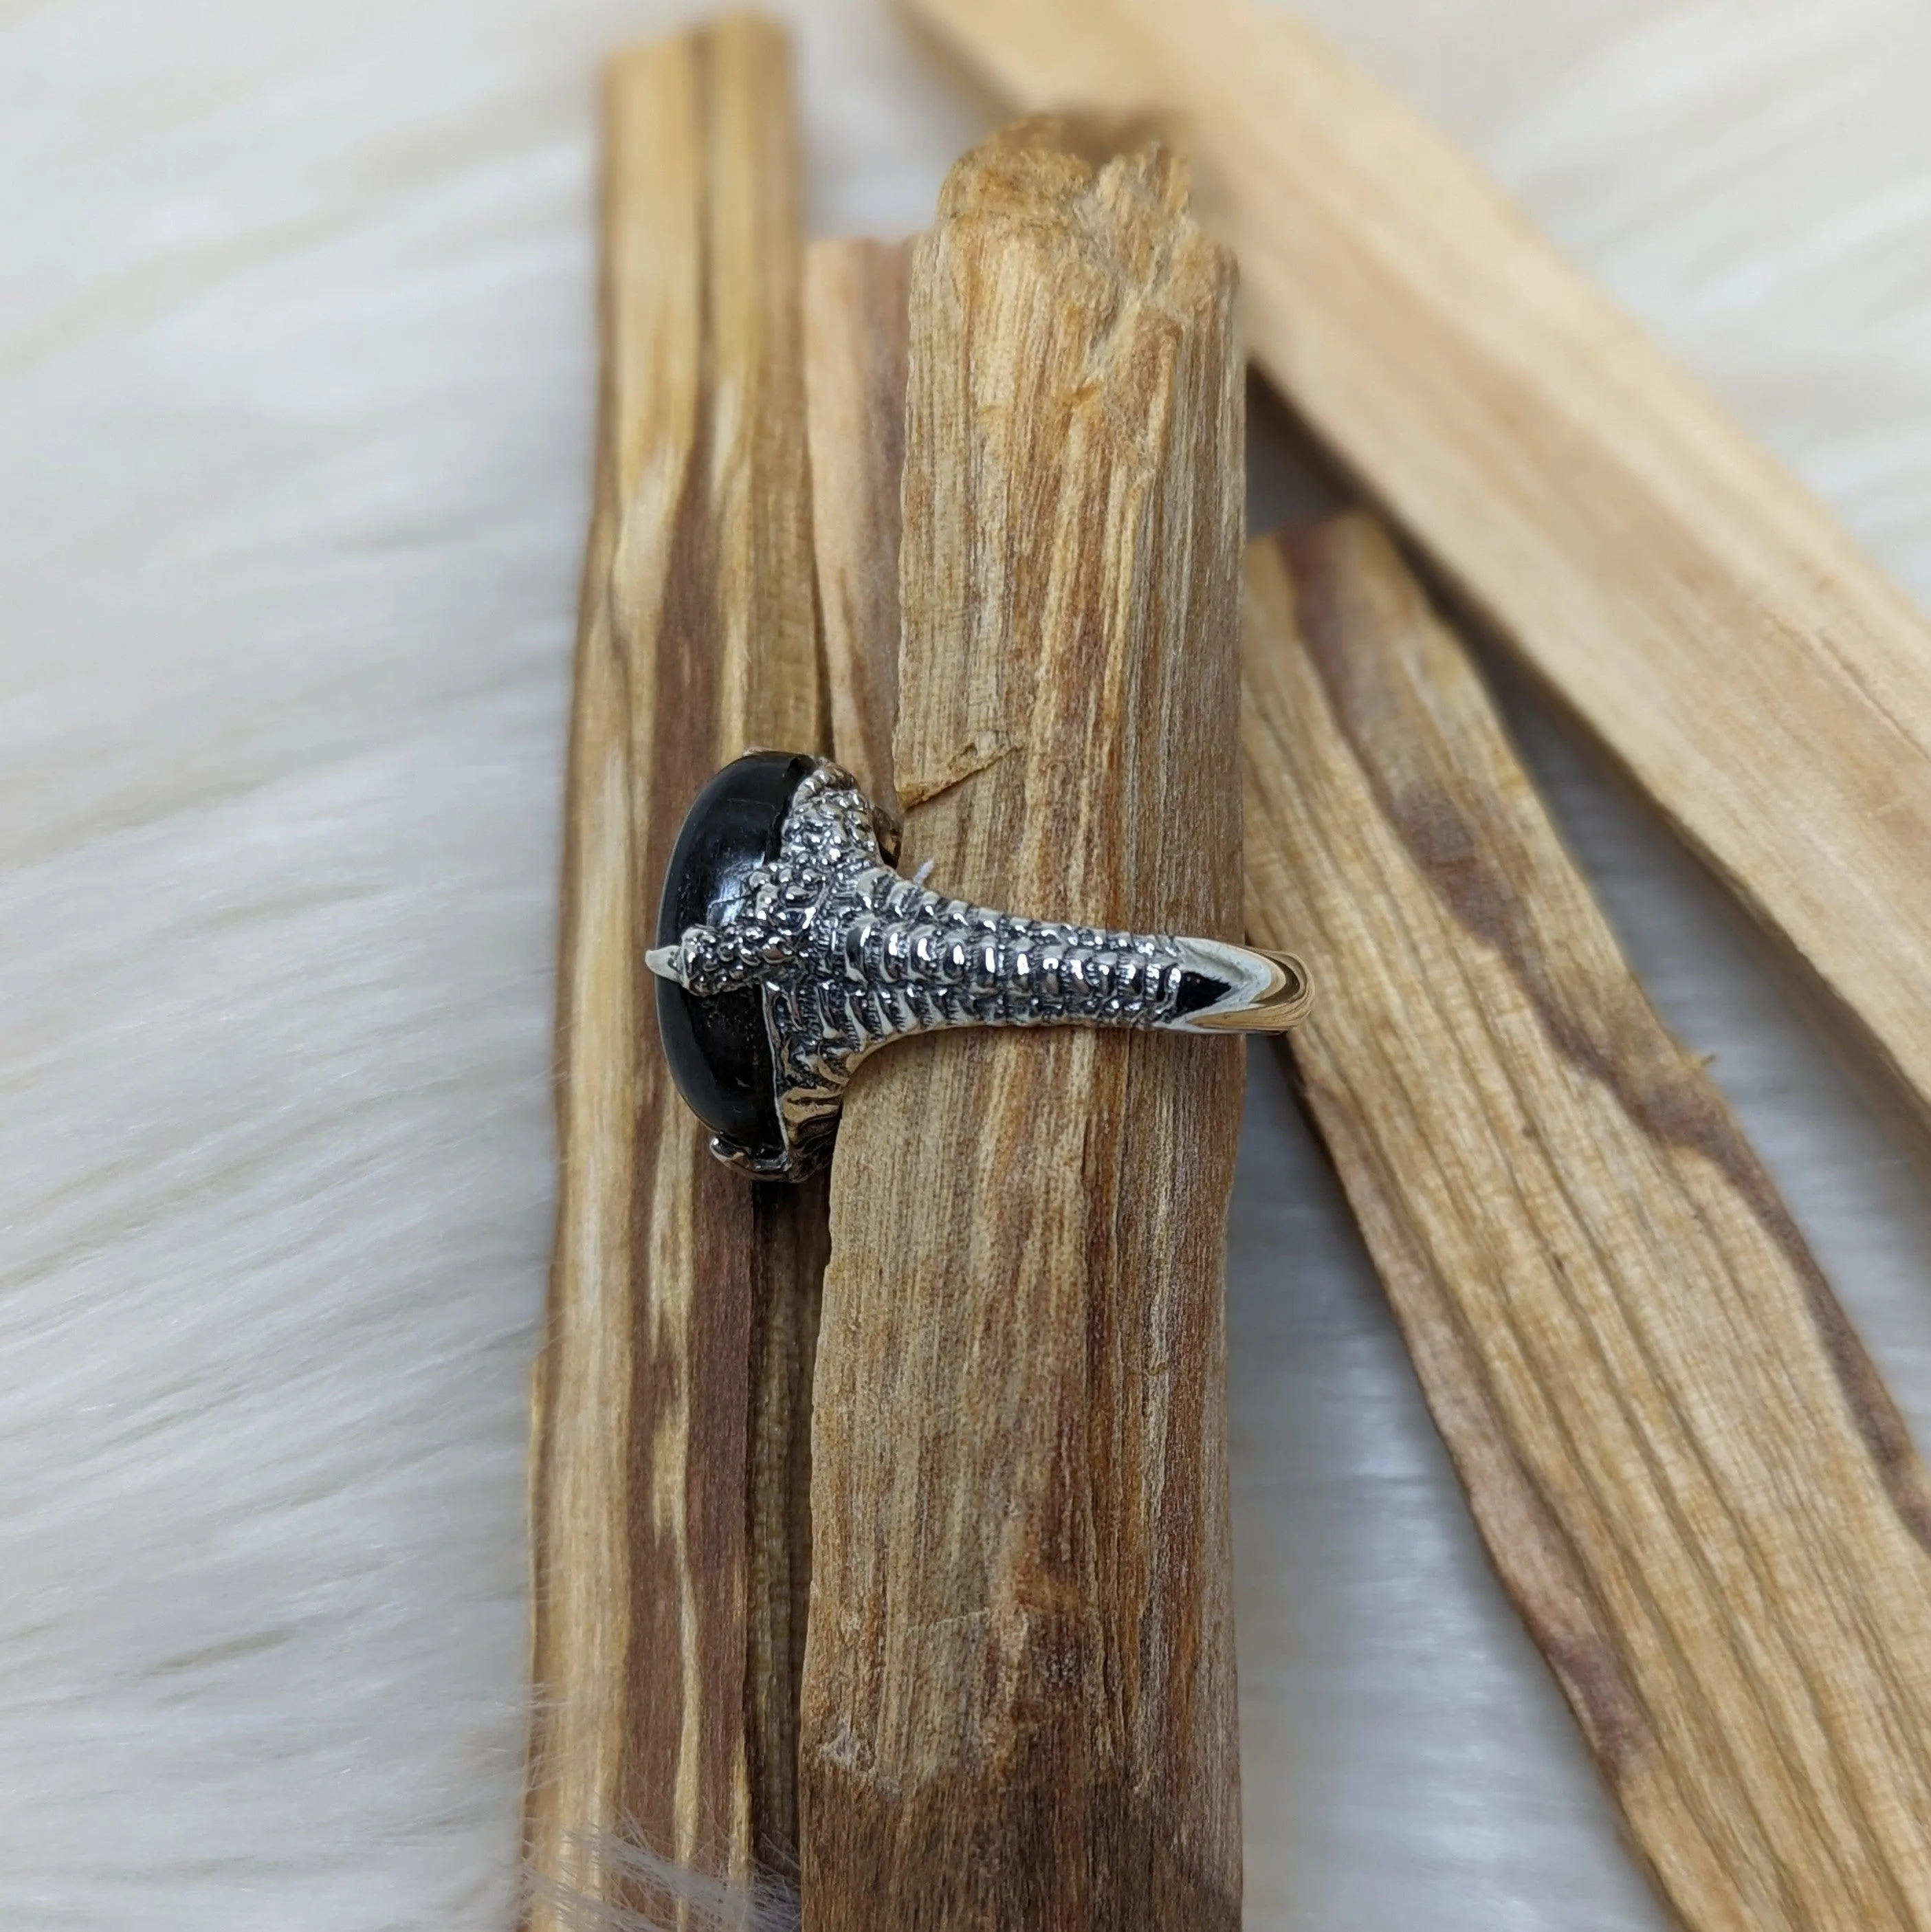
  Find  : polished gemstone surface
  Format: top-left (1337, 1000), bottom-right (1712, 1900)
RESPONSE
top-left (654, 751), bottom-right (815, 1163)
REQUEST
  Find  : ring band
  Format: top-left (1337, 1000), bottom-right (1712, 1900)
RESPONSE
top-left (648, 753), bottom-right (1310, 1178)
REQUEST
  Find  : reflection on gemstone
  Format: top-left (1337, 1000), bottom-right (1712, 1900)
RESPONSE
top-left (654, 751), bottom-right (815, 1163)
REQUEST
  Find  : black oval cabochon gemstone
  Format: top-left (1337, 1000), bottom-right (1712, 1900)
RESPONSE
top-left (656, 751), bottom-right (817, 1161)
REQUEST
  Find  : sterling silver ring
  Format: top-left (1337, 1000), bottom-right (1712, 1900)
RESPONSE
top-left (647, 752), bottom-right (1311, 1179)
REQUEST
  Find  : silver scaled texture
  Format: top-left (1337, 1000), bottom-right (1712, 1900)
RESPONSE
top-left (656, 761), bottom-right (1221, 1176)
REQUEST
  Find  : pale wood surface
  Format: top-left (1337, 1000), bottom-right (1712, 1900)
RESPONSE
top-left (798, 119), bottom-right (1246, 1929)
top-left (1244, 512), bottom-right (1931, 1932)
top-left (905, 0), bottom-right (1931, 1148)
top-left (804, 237), bottom-right (912, 828)
top-left (523, 19), bottom-right (824, 1922)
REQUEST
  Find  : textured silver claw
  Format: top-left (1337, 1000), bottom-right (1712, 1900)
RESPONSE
top-left (648, 755), bottom-right (1310, 1179)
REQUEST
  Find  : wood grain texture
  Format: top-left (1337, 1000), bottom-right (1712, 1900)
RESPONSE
top-left (523, 19), bottom-right (825, 1923)
top-left (798, 120), bottom-right (1246, 1931)
top-left (804, 237), bottom-right (912, 828)
top-left (1244, 512), bottom-right (1931, 1932)
top-left (905, 0), bottom-right (1931, 1148)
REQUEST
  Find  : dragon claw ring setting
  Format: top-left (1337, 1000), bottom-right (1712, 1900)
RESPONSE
top-left (646, 751), bottom-right (1312, 1180)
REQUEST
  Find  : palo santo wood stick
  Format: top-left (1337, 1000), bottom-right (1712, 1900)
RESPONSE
top-left (804, 238), bottom-right (912, 822)
top-left (798, 121), bottom-right (1246, 1929)
top-left (524, 19), bottom-right (824, 1923)
top-left (1244, 512), bottom-right (1931, 1932)
top-left (906, 0), bottom-right (1931, 1148)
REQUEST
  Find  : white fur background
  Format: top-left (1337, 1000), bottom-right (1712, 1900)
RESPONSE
top-left (6, 2), bottom-right (1931, 1926)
